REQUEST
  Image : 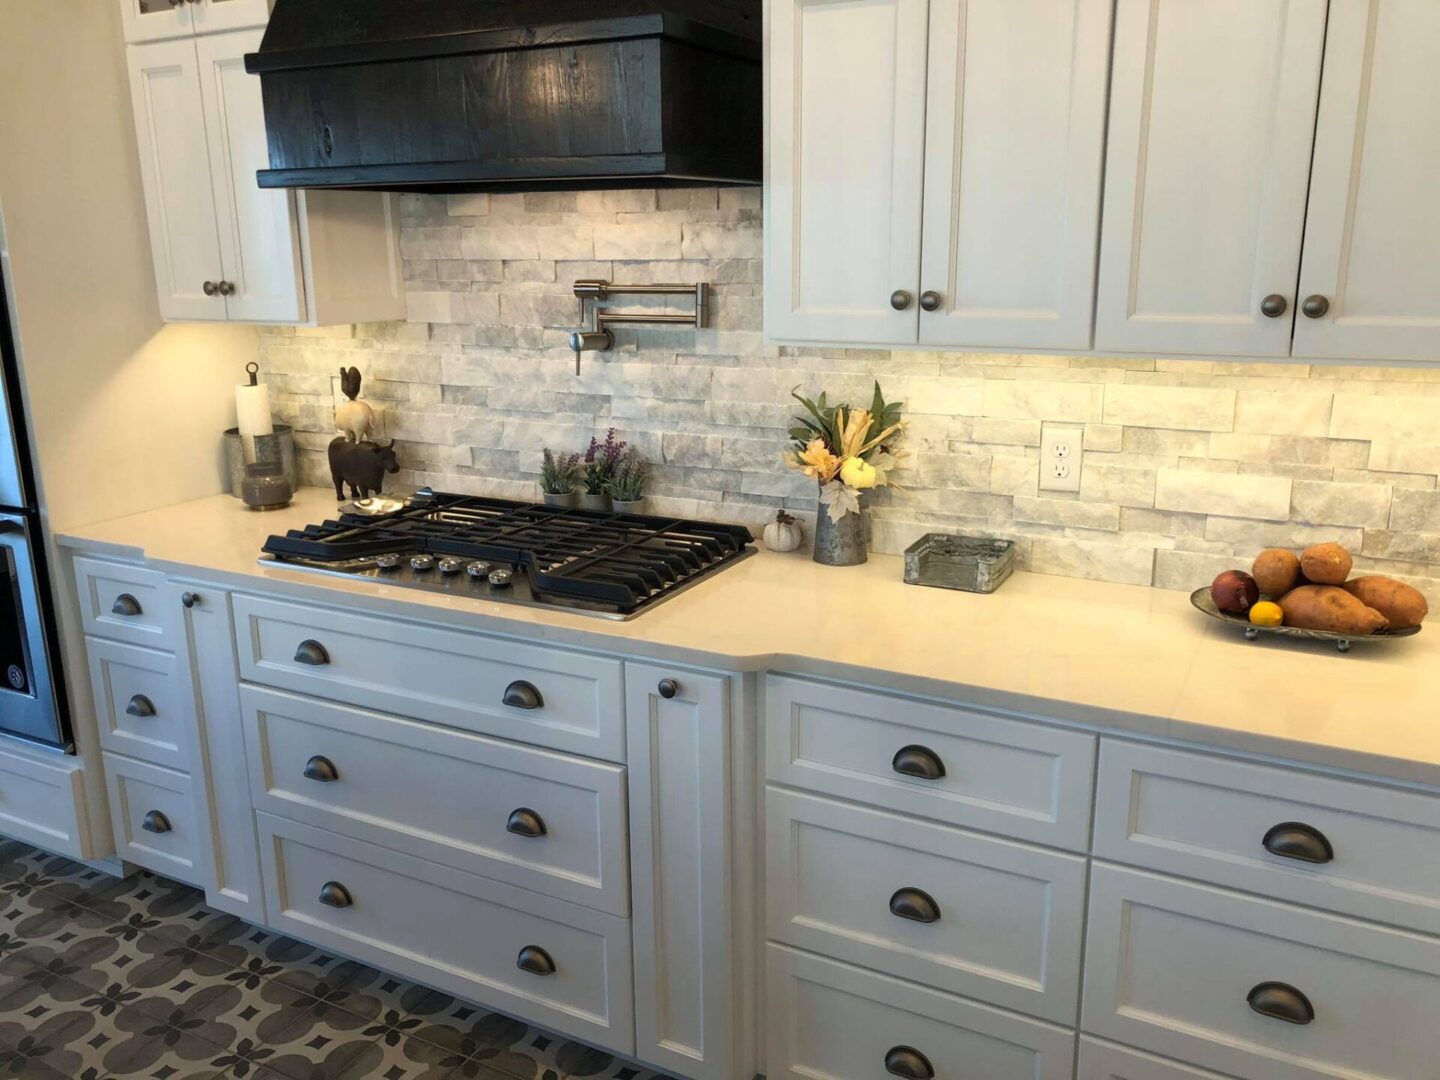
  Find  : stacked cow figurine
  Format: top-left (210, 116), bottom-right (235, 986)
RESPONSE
top-left (328, 367), bottom-right (399, 502)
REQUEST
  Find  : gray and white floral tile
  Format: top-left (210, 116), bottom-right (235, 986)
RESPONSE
top-left (0, 842), bottom-right (679, 1080)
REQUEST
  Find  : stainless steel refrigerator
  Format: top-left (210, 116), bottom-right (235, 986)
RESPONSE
top-left (0, 222), bottom-right (69, 749)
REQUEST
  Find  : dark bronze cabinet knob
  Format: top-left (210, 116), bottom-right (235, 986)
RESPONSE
top-left (293, 640), bottom-right (330, 667)
top-left (919, 291), bottom-right (942, 312)
top-left (892, 745), bottom-right (946, 780)
top-left (1262, 821), bottom-right (1333, 864)
top-left (658, 678), bottom-right (679, 700)
top-left (1302, 295), bottom-right (1330, 319)
top-left (1261, 294), bottom-right (1288, 318)
top-left (889, 887), bottom-right (941, 924)
top-left (318, 881), bottom-right (353, 909)
top-left (890, 290), bottom-right (913, 312)
top-left (303, 756), bottom-right (339, 783)
top-left (125, 695), bottom-right (156, 719)
top-left (218, 281), bottom-right (235, 297)
top-left (516, 945), bottom-right (556, 976)
top-left (203, 281), bottom-right (219, 297)
top-left (141, 810), bottom-right (172, 835)
top-left (1247, 981), bottom-right (1314, 1025)
top-left (503, 680), bottom-right (543, 710)
top-left (506, 808), bottom-right (548, 839)
top-left (181, 591), bottom-right (201, 609)
top-left (112, 594), bottom-right (143, 618)
top-left (884, 1045), bottom-right (935, 1079)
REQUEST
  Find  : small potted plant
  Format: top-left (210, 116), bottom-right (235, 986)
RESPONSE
top-left (610, 448), bottom-right (651, 515)
top-left (540, 448), bottom-right (581, 508)
top-left (581, 428), bottom-right (627, 512)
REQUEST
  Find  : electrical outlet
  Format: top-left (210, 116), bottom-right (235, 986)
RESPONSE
top-left (1039, 424), bottom-right (1083, 493)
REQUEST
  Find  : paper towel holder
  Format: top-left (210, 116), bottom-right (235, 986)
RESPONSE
top-left (245, 361), bottom-right (260, 386)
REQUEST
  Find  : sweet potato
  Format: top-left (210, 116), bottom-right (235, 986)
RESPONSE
top-left (1300, 543), bottom-right (1353, 586)
top-left (1252, 549), bottom-right (1302, 596)
top-left (1342, 576), bottom-right (1429, 629)
top-left (1279, 585), bottom-right (1388, 635)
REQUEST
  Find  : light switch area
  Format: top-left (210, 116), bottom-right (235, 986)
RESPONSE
top-left (1039, 424), bottom-right (1084, 493)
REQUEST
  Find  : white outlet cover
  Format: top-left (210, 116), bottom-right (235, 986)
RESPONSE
top-left (1040, 424), bottom-right (1083, 493)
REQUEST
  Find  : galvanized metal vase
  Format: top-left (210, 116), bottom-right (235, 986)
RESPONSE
top-left (813, 502), bottom-right (868, 566)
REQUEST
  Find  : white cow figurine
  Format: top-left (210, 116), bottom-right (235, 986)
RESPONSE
top-left (335, 367), bottom-right (376, 444)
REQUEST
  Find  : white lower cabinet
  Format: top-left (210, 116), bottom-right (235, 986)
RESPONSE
top-left (767, 945), bottom-right (1076, 1080)
top-left (1083, 864), bottom-right (1440, 1080)
top-left (0, 745), bottom-right (91, 858)
top-left (103, 752), bottom-right (198, 883)
top-left (256, 812), bottom-right (635, 1053)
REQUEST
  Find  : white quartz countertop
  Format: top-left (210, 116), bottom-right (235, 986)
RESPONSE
top-left (58, 488), bottom-right (1440, 787)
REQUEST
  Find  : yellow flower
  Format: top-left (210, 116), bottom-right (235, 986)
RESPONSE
top-left (840, 457), bottom-right (877, 489)
top-left (784, 439), bottom-right (842, 484)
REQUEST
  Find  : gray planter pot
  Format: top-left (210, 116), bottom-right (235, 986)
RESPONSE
top-left (542, 490), bottom-right (577, 508)
top-left (612, 498), bottom-right (648, 515)
top-left (813, 504), bottom-right (868, 566)
top-left (579, 492), bottom-right (613, 513)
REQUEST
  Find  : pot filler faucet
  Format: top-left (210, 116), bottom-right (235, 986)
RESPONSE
top-left (568, 279), bottom-right (710, 375)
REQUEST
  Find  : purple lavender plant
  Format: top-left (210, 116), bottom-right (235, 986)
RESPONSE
top-left (583, 428), bottom-right (628, 494)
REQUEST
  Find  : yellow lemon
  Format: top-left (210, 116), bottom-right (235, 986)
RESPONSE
top-left (1249, 601), bottom-right (1284, 628)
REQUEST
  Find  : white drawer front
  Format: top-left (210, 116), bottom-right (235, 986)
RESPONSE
top-left (240, 685), bottom-right (629, 915)
top-left (766, 787), bottom-right (1085, 1023)
top-left (1095, 740), bottom-right (1440, 935)
top-left (256, 813), bottom-right (634, 1053)
top-left (1079, 1038), bottom-right (1233, 1080)
top-left (0, 746), bottom-right (89, 859)
top-left (766, 945), bottom-right (1074, 1080)
top-left (1083, 865), bottom-right (1440, 1080)
top-left (74, 556), bottom-right (173, 650)
top-left (88, 638), bottom-right (189, 771)
top-left (234, 595), bottom-right (625, 761)
top-left (765, 675), bottom-right (1096, 850)
top-left (103, 753), bottom-right (197, 882)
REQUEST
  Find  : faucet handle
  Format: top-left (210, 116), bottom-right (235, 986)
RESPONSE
top-left (568, 329), bottom-right (615, 375)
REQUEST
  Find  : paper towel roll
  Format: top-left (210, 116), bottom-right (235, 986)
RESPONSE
top-left (236, 383), bottom-right (273, 440)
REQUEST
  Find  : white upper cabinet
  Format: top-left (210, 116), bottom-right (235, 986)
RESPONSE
top-left (1094, 0), bottom-right (1328, 357)
top-left (120, 0), bottom-right (271, 43)
top-left (918, 0), bottom-right (1112, 351)
top-left (1293, 0), bottom-right (1440, 363)
top-left (128, 38), bottom-right (228, 322)
top-left (765, 0), bottom-right (929, 345)
top-left (125, 30), bottom-right (404, 325)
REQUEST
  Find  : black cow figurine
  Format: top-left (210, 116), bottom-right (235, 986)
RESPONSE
top-left (328, 437), bottom-right (400, 501)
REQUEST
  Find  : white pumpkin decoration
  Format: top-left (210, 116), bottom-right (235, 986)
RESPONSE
top-left (763, 510), bottom-right (804, 553)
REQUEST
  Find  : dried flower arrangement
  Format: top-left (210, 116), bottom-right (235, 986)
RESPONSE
top-left (783, 382), bottom-right (905, 523)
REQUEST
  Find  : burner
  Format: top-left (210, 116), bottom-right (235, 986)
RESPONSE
top-left (260, 490), bottom-right (757, 619)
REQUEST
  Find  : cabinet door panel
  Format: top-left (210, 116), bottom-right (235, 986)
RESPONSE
top-left (118, 0), bottom-right (193, 44)
top-left (766, 0), bottom-right (928, 344)
top-left (1293, 0), bottom-right (1440, 362)
top-left (190, 0), bottom-right (271, 35)
top-left (918, 0), bottom-right (1111, 350)
top-left (196, 30), bottom-right (305, 324)
top-left (1094, 0), bottom-right (1326, 357)
top-left (127, 40), bottom-right (227, 322)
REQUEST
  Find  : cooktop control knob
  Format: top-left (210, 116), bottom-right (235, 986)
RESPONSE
top-left (375, 554), bottom-right (400, 571)
top-left (466, 561), bottom-right (492, 579)
top-left (438, 557), bottom-right (464, 575)
top-left (411, 554), bottom-right (436, 571)
top-left (488, 568), bottom-right (514, 588)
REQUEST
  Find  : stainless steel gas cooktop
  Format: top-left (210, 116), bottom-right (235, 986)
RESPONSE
top-left (259, 489), bottom-right (756, 620)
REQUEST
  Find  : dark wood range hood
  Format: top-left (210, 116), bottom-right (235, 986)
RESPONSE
top-left (243, 0), bottom-right (761, 192)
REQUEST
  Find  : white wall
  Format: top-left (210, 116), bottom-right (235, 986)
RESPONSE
top-left (0, 5), bottom-right (258, 532)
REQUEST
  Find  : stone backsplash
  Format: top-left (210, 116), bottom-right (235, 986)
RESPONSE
top-left (256, 190), bottom-right (1440, 610)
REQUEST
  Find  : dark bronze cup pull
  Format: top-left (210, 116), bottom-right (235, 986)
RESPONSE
top-left (516, 945), bottom-right (556, 976)
top-left (884, 1045), bottom-right (935, 1079)
top-left (503, 680), bottom-right (543, 710)
top-left (126, 695), bottom-right (156, 719)
top-left (141, 810), bottom-right (172, 835)
top-left (303, 756), bottom-right (339, 783)
top-left (294, 640), bottom-right (330, 667)
top-left (889, 887), bottom-right (941, 925)
top-left (112, 594), bottom-right (143, 618)
top-left (318, 882), bottom-right (353, 909)
top-left (892, 745), bottom-right (946, 781)
top-left (1262, 822), bottom-right (1334, 865)
top-left (506, 808), bottom-right (548, 839)
top-left (1247, 981), bottom-right (1314, 1025)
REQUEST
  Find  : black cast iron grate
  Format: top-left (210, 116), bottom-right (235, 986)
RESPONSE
top-left (263, 490), bottom-right (756, 614)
